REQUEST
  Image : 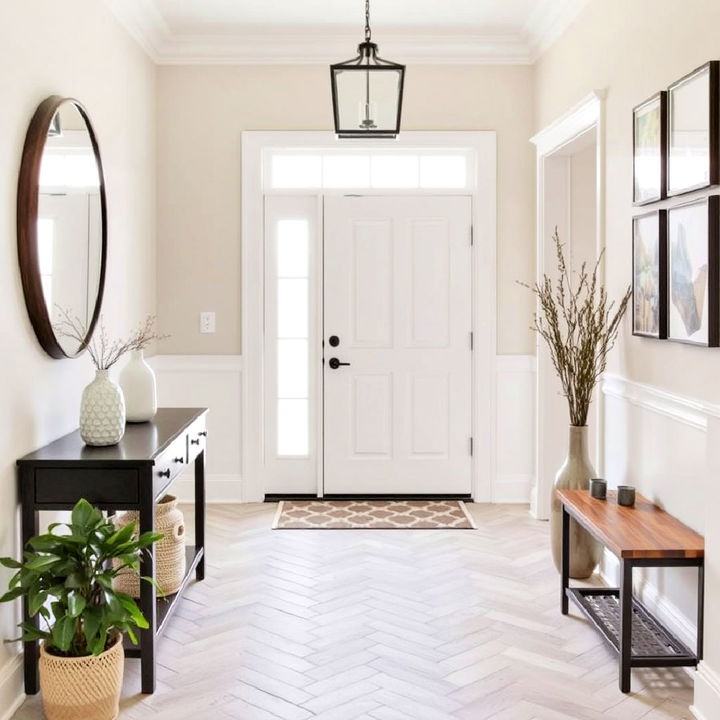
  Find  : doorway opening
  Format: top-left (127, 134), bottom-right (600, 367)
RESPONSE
top-left (531, 92), bottom-right (605, 519)
top-left (242, 132), bottom-right (497, 503)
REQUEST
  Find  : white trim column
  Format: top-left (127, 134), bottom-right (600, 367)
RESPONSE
top-left (529, 90), bottom-right (606, 519)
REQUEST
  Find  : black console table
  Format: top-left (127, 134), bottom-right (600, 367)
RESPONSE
top-left (17, 407), bottom-right (207, 695)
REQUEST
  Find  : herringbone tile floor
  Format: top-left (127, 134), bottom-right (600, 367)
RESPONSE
top-left (13, 503), bottom-right (694, 719)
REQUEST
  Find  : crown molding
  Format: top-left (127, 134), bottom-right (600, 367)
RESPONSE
top-left (524, 0), bottom-right (592, 61)
top-left (156, 33), bottom-right (531, 65)
top-left (104, 0), bottom-right (589, 66)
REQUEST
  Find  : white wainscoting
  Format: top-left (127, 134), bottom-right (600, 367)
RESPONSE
top-left (601, 373), bottom-right (709, 693)
top-left (495, 355), bottom-right (536, 503)
top-left (692, 661), bottom-right (720, 720)
top-left (0, 654), bottom-right (23, 720)
top-left (151, 354), bottom-right (536, 504)
top-left (149, 355), bottom-right (243, 503)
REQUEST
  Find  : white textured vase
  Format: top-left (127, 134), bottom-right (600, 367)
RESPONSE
top-left (80, 370), bottom-right (126, 446)
top-left (119, 349), bottom-right (157, 423)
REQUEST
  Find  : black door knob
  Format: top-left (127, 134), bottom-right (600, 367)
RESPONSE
top-left (328, 357), bottom-right (351, 369)
top-left (329, 335), bottom-right (340, 347)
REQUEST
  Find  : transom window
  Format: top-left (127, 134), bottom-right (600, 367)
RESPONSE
top-left (265, 149), bottom-right (473, 191)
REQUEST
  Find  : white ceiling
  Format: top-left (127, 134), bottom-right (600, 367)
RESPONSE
top-left (104, 0), bottom-right (590, 64)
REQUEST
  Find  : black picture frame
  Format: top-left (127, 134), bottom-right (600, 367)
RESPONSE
top-left (633, 92), bottom-right (667, 205)
top-left (632, 210), bottom-right (667, 338)
top-left (667, 61), bottom-right (720, 197)
top-left (667, 195), bottom-right (719, 347)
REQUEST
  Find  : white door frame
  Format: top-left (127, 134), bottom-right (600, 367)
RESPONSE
top-left (529, 91), bottom-right (607, 520)
top-left (241, 131), bottom-right (497, 503)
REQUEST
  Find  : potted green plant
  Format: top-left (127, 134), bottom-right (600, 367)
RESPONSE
top-left (523, 230), bottom-right (631, 578)
top-left (0, 499), bottom-right (161, 720)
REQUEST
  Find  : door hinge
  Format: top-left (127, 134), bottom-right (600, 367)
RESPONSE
top-left (469, 331), bottom-right (473, 350)
top-left (470, 225), bottom-right (474, 245)
top-left (469, 437), bottom-right (473, 456)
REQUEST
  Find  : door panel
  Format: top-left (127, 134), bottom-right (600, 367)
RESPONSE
top-left (323, 196), bottom-right (472, 495)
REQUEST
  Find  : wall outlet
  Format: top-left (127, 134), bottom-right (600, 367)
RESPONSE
top-left (200, 311), bottom-right (216, 334)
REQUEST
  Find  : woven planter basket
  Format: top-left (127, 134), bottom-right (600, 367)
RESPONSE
top-left (39, 632), bottom-right (123, 720)
top-left (113, 494), bottom-right (186, 597)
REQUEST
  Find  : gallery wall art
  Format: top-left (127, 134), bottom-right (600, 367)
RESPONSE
top-left (632, 60), bottom-right (720, 347)
top-left (667, 197), bottom-right (719, 346)
top-left (633, 93), bottom-right (666, 205)
top-left (632, 210), bottom-right (666, 338)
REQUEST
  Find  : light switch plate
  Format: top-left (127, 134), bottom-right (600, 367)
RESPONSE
top-left (200, 311), bottom-right (216, 334)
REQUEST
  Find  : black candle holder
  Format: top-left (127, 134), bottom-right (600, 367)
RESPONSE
top-left (589, 478), bottom-right (607, 500)
top-left (617, 485), bottom-right (636, 507)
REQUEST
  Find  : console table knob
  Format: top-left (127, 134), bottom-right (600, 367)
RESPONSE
top-left (198, 431), bottom-right (208, 437)
top-left (158, 469), bottom-right (171, 478)
top-left (190, 438), bottom-right (200, 445)
top-left (174, 457), bottom-right (184, 464)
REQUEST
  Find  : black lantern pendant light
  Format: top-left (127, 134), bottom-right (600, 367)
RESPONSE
top-left (330, 0), bottom-right (405, 138)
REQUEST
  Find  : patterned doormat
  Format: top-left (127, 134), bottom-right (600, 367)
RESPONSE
top-left (272, 500), bottom-right (476, 530)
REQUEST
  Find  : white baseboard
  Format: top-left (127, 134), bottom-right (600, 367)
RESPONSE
top-left (172, 473), bottom-right (243, 503)
top-left (0, 655), bottom-right (24, 720)
top-left (691, 662), bottom-right (720, 720)
top-left (493, 474), bottom-right (534, 503)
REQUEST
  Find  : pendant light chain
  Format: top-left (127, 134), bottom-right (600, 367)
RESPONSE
top-left (364, 0), bottom-right (371, 42)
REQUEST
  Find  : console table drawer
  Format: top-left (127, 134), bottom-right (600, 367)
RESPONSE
top-left (35, 468), bottom-right (139, 504)
top-left (153, 435), bottom-right (188, 497)
top-left (186, 417), bottom-right (207, 462)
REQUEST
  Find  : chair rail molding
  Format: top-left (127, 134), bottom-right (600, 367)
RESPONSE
top-left (602, 373), bottom-right (720, 431)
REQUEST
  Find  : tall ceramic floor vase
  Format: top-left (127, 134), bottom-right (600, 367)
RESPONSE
top-left (80, 370), bottom-right (126, 446)
top-left (39, 632), bottom-right (124, 720)
top-left (119, 349), bottom-right (157, 422)
top-left (550, 425), bottom-right (602, 579)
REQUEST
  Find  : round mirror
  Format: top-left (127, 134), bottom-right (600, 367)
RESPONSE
top-left (17, 96), bottom-right (107, 358)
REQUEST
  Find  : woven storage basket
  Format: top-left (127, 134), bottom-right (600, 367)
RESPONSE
top-left (113, 494), bottom-right (186, 597)
top-left (39, 632), bottom-right (123, 720)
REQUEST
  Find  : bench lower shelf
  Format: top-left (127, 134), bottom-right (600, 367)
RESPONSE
top-left (567, 587), bottom-right (697, 668)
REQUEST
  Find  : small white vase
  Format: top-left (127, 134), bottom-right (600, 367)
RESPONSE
top-left (119, 349), bottom-right (157, 423)
top-left (80, 370), bottom-right (126, 446)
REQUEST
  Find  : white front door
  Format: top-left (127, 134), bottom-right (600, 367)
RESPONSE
top-left (323, 196), bottom-right (473, 495)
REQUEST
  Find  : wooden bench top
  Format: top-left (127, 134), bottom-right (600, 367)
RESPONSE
top-left (556, 489), bottom-right (704, 560)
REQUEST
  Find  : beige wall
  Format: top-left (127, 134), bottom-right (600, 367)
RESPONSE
top-left (156, 64), bottom-right (536, 355)
top-left (535, 0), bottom-right (720, 402)
top-left (0, 0), bottom-right (156, 708)
top-left (534, 2), bottom-right (720, 715)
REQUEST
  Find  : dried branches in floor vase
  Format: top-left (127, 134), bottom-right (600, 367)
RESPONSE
top-left (521, 229), bottom-right (631, 427)
top-left (521, 230), bottom-right (631, 578)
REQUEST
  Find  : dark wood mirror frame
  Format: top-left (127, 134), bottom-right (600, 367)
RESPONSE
top-left (17, 95), bottom-right (107, 359)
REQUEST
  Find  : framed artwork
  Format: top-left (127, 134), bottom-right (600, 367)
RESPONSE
top-left (633, 92), bottom-right (666, 204)
top-left (667, 196), bottom-right (719, 346)
top-left (633, 210), bottom-right (667, 338)
top-left (667, 61), bottom-right (719, 196)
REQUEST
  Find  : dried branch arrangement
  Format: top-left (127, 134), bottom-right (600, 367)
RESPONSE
top-left (521, 230), bottom-right (631, 426)
top-left (54, 309), bottom-right (168, 370)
